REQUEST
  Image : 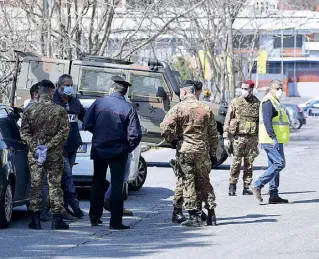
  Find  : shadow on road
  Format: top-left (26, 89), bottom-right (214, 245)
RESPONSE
top-left (279, 191), bottom-right (316, 195)
top-left (147, 162), bottom-right (265, 171)
top-left (292, 198), bottom-right (319, 204)
top-left (217, 218), bottom-right (278, 226)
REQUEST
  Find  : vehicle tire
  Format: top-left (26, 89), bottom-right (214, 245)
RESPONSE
top-left (128, 156), bottom-right (147, 191)
top-left (212, 134), bottom-right (228, 168)
top-left (291, 119), bottom-right (302, 129)
top-left (123, 183), bottom-right (129, 200)
top-left (0, 182), bottom-right (13, 229)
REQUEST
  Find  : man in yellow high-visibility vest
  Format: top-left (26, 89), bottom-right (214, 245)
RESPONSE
top-left (252, 80), bottom-right (290, 204)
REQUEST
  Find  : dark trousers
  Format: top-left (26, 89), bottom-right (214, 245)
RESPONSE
top-left (89, 151), bottom-right (128, 227)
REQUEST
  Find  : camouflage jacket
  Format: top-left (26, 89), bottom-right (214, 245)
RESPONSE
top-left (223, 95), bottom-right (260, 139)
top-left (21, 94), bottom-right (70, 152)
top-left (160, 94), bottom-right (218, 157)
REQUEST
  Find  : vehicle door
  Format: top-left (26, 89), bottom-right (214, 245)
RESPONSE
top-left (127, 71), bottom-right (172, 146)
top-left (0, 114), bottom-right (30, 201)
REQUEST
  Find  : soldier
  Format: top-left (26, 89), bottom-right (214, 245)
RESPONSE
top-left (21, 80), bottom-right (70, 230)
top-left (161, 80), bottom-right (218, 227)
top-left (223, 80), bottom-right (260, 196)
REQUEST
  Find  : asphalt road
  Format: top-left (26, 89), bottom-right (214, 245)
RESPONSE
top-left (1, 118), bottom-right (319, 259)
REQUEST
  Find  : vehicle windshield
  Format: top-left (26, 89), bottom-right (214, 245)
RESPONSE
top-left (78, 67), bottom-right (125, 97)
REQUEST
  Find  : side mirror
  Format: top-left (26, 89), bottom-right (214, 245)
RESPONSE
top-left (156, 86), bottom-right (167, 100)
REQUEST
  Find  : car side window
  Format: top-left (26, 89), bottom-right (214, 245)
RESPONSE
top-left (130, 73), bottom-right (168, 98)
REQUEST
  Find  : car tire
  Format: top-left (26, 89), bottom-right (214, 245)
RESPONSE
top-left (212, 134), bottom-right (228, 168)
top-left (291, 119), bottom-right (302, 129)
top-left (128, 156), bottom-right (147, 191)
top-left (0, 182), bottom-right (13, 229)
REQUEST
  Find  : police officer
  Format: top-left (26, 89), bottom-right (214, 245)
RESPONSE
top-left (84, 76), bottom-right (142, 230)
top-left (223, 80), bottom-right (260, 196)
top-left (53, 74), bottom-right (85, 220)
top-left (21, 80), bottom-right (70, 230)
top-left (161, 81), bottom-right (218, 227)
top-left (252, 80), bottom-right (290, 204)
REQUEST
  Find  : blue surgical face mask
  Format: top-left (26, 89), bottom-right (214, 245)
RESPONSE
top-left (63, 86), bottom-right (74, 96)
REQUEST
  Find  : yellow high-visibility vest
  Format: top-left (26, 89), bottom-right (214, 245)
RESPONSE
top-left (259, 94), bottom-right (290, 144)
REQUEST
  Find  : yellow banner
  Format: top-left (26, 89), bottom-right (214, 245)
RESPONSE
top-left (198, 50), bottom-right (212, 80)
top-left (257, 50), bottom-right (268, 75)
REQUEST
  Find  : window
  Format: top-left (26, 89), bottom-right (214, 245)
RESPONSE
top-left (130, 73), bottom-right (166, 97)
top-left (273, 35), bottom-right (303, 49)
top-left (233, 35), bottom-right (259, 49)
top-left (79, 68), bottom-right (125, 96)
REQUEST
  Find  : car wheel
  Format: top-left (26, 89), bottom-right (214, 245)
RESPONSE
top-left (291, 119), bottom-right (302, 129)
top-left (212, 134), bottom-right (228, 168)
top-left (0, 182), bottom-right (13, 228)
top-left (128, 156), bottom-right (147, 191)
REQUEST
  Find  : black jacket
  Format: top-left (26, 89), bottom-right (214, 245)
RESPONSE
top-left (83, 92), bottom-right (142, 159)
top-left (53, 91), bottom-right (85, 154)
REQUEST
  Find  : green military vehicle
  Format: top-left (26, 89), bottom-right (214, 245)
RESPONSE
top-left (10, 50), bottom-right (228, 167)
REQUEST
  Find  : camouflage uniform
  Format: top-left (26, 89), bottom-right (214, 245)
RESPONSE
top-left (161, 93), bottom-right (218, 211)
top-left (223, 96), bottom-right (260, 186)
top-left (21, 94), bottom-right (69, 213)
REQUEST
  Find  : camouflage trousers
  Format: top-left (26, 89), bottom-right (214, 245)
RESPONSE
top-left (28, 150), bottom-right (64, 213)
top-left (229, 135), bottom-right (259, 185)
top-left (173, 153), bottom-right (216, 211)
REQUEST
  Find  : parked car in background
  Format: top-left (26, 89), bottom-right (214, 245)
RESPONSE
top-left (298, 97), bottom-right (319, 114)
top-left (0, 106), bottom-right (30, 228)
top-left (282, 103), bottom-right (306, 129)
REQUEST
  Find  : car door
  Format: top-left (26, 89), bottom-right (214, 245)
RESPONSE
top-left (127, 71), bottom-right (172, 146)
top-left (0, 116), bottom-right (30, 201)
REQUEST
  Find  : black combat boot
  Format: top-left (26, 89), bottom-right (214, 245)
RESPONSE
top-left (172, 207), bottom-right (187, 224)
top-left (228, 184), bottom-right (236, 196)
top-left (181, 210), bottom-right (201, 227)
top-left (28, 211), bottom-right (42, 230)
top-left (51, 213), bottom-right (69, 230)
top-left (269, 195), bottom-right (289, 204)
top-left (243, 184), bottom-right (253, 195)
top-left (206, 209), bottom-right (217, 226)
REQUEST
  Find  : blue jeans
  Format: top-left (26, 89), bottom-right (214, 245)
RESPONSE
top-left (62, 152), bottom-right (80, 211)
top-left (254, 143), bottom-right (285, 196)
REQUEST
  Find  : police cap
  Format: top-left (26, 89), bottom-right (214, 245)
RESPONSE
top-left (111, 76), bottom-right (132, 87)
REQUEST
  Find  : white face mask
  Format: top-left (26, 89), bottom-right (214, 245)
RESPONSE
top-left (276, 89), bottom-right (283, 99)
top-left (241, 89), bottom-right (250, 98)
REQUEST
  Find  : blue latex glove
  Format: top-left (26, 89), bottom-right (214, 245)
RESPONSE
top-left (35, 145), bottom-right (48, 166)
top-left (273, 139), bottom-right (280, 150)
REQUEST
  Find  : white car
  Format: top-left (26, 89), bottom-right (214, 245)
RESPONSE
top-left (72, 99), bottom-right (148, 198)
